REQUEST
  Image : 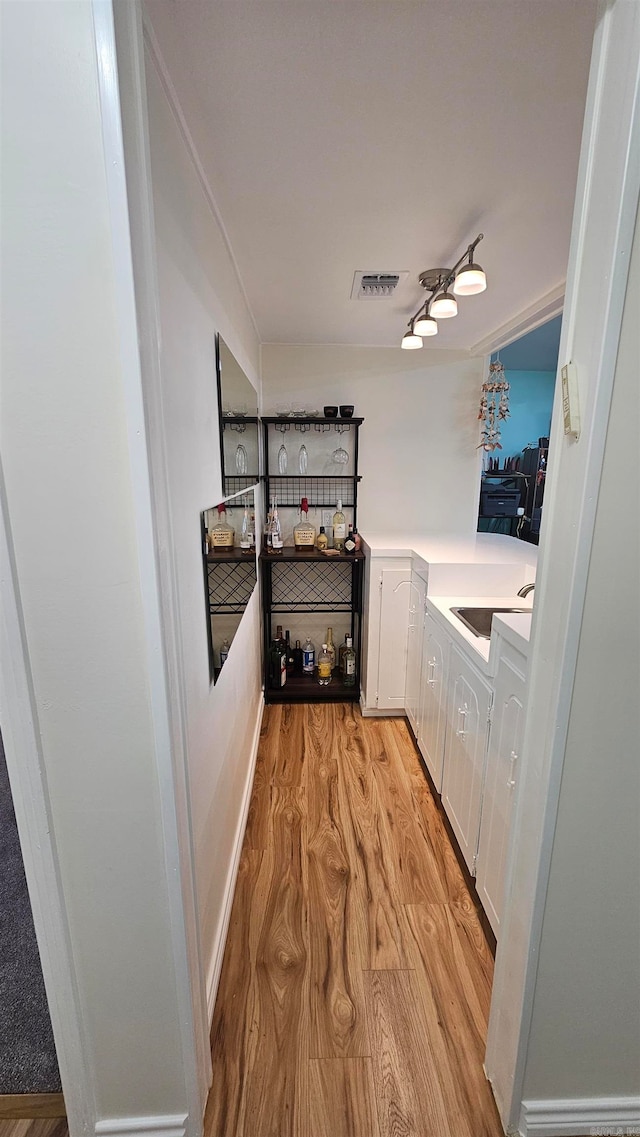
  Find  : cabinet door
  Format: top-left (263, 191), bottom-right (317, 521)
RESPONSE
top-left (441, 646), bottom-right (492, 874)
top-left (417, 614), bottom-right (450, 792)
top-left (476, 652), bottom-right (526, 936)
top-left (405, 573), bottom-right (427, 733)
top-left (376, 568), bottom-right (412, 710)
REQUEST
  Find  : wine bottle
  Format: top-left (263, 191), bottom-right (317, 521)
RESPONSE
top-left (285, 630), bottom-right (295, 677)
top-left (293, 638), bottom-right (303, 676)
top-left (342, 636), bottom-right (356, 687)
top-left (269, 499), bottom-right (283, 553)
top-left (332, 499), bottom-right (346, 551)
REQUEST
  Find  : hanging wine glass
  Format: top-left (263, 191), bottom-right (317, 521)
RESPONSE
top-left (298, 444), bottom-right (308, 474)
top-left (278, 443), bottom-right (288, 473)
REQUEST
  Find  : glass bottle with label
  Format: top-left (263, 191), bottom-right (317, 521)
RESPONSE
top-left (285, 630), bottom-right (295, 677)
top-left (344, 524), bottom-right (356, 554)
top-left (293, 639), bottom-right (303, 676)
top-left (316, 525), bottom-right (328, 551)
top-left (240, 500), bottom-right (252, 552)
top-left (210, 503), bottom-right (235, 551)
top-left (269, 631), bottom-right (287, 689)
top-left (294, 497), bottom-right (316, 549)
top-left (219, 638), bottom-right (231, 668)
top-left (325, 627), bottom-right (336, 669)
top-left (332, 499), bottom-right (346, 551)
top-left (338, 632), bottom-right (350, 675)
top-left (317, 644), bottom-right (332, 685)
top-left (302, 637), bottom-right (315, 674)
top-left (342, 636), bottom-right (356, 686)
top-left (269, 499), bottom-right (283, 553)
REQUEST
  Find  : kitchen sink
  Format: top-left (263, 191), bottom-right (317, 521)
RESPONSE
top-left (450, 606), bottom-right (531, 639)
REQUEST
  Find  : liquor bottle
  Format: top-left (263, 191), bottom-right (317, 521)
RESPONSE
top-left (285, 630), bottom-right (295, 677)
top-left (240, 500), bottom-right (252, 552)
top-left (344, 524), bottom-right (356, 554)
top-left (302, 637), bottom-right (315, 674)
top-left (338, 632), bottom-right (349, 675)
top-left (293, 639), bottom-right (303, 676)
top-left (249, 508), bottom-right (256, 547)
top-left (316, 525), bottom-right (328, 551)
top-left (325, 627), bottom-right (336, 669)
top-left (269, 634), bottom-right (287, 689)
top-left (317, 644), bottom-right (332, 685)
top-left (275, 624), bottom-right (286, 653)
top-left (219, 638), bottom-right (231, 668)
top-left (332, 499), bottom-right (346, 551)
top-left (264, 500), bottom-right (273, 551)
top-left (294, 497), bottom-right (316, 549)
top-left (353, 528), bottom-right (361, 552)
top-left (210, 503), bottom-right (235, 550)
top-left (342, 636), bottom-right (356, 686)
top-left (269, 499), bottom-right (283, 553)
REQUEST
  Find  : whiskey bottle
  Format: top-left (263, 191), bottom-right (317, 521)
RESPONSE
top-left (342, 636), bottom-right (356, 686)
top-left (210, 503), bottom-right (235, 550)
top-left (293, 497), bottom-right (316, 549)
top-left (317, 644), bottom-right (332, 685)
top-left (332, 499), bottom-right (346, 551)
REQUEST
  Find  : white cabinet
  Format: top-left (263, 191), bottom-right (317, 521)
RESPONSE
top-left (417, 613), bottom-right (451, 792)
top-left (405, 572), bottom-right (427, 734)
top-left (362, 557), bottom-right (412, 712)
top-left (476, 643), bottom-right (526, 936)
top-left (441, 644), bottom-right (492, 874)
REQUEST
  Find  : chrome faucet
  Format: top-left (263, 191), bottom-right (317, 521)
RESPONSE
top-left (517, 582), bottom-right (535, 598)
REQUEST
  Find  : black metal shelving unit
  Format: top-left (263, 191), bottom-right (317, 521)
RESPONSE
top-left (261, 416), bottom-right (364, 704)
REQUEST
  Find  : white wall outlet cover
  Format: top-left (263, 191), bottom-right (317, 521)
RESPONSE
top-left (322, 509), bottom-right (333, 527)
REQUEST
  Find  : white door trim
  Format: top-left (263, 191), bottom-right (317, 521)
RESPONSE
top-left (486, 1), bottom-right (640, 1128)
top-left (0, 467), bottom-right (96, 1134)
top-left (93, 0), bottom-right (210, 1122)
top-left (470, 282), bottom-right (565, 358)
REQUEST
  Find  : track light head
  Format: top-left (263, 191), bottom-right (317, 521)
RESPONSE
top-left (453, 262), bottom-right (487, 296)
top-left (401, 320), bottom-right (423, 349)
top-left (430, 291), bottom-right (458, 318)
top-left (413, 310), bottom-right (438, 337)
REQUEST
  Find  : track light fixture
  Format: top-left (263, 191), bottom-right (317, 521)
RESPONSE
top-left (401, 233), bottom-right (486, 348)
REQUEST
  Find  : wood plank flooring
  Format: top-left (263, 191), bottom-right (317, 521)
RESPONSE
top-left (205, 705), bottom-right (502, 1137)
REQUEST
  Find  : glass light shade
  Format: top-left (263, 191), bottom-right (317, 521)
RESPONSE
top-left (414, 312), bottom-right (438, 336)
top-left (453, 262), bottom-right (487, 295)
top-left (401, 329), bottom-right (423, 350)
top-left (430, 291), bottom-right (458, 318)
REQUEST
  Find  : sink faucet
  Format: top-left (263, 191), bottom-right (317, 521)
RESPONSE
top-left (517, 582), bottom-right (535, 598)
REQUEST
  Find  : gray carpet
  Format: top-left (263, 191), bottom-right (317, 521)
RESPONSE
top-left (0, 729), bottom-right (62, 1093)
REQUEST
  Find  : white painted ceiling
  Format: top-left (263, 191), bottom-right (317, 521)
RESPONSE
top-left (145, 0), bottom-right (597, 350)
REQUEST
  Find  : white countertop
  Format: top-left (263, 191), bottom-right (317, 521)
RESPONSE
top-left (427, 595), bottom-right (533, 673)
top-left (361, 531), bottom-right (537, 566)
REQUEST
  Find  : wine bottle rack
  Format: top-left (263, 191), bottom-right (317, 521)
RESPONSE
top-left (260, 416), bottom-right (364, 705)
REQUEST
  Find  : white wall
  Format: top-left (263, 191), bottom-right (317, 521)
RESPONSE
top-left (141, 15), bottom-right (264, 1014)
top-left (522, 199), bottom-right (640, 1101)
top-left (1, 0), bottom-right (192, 1123)
top-left (261, 345), bottom-right (484, 535)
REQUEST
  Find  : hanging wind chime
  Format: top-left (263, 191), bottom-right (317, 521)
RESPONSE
top-left (478, 359), bottom-right (510, 452)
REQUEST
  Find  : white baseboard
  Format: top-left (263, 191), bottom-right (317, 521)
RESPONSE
top-left (519, 1096), bottom-right (640, 1136)
top-left (359, 698), bottom-right (405, 719)
top-left (205, 697), bottom-right (264, 1023)
top-left (95, 1116), bottom-right (188, 1137)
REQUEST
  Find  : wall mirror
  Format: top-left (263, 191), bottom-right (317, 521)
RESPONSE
top-left (216, 334), bottom-right (260, 498)
top-left (201, 489), bottom-right (258, 684)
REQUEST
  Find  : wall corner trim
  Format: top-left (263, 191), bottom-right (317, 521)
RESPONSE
top-left (518, 1096), bottom-right (640, 1136)
top-left (95, 1116), bottom-right (188, 1137)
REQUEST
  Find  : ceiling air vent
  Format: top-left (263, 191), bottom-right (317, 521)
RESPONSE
top-left (351, 271), bottom-right (408, 300)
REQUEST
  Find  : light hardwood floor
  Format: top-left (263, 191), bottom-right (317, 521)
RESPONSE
top-left (0, 1121), bottom-right (67, 1137)
top-left (205, 704), bottom-right (502, 1137)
